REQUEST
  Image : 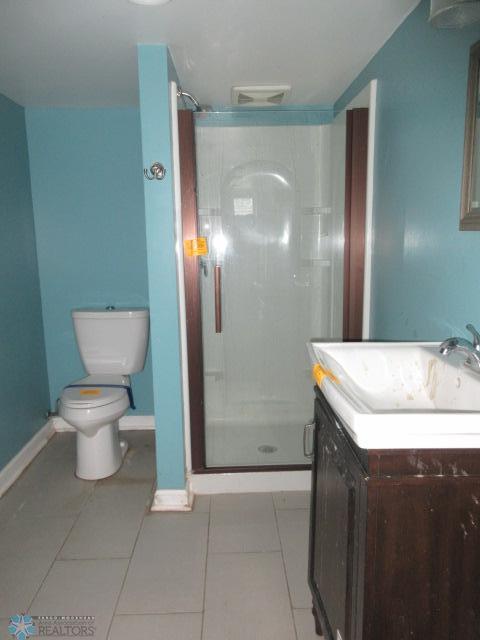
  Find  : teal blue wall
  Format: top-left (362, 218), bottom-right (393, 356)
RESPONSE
top-left (336, 0), bottom-right (480, 341)
top-left (137, 45), bottom-right (186, 490)
top-left (25, 108), bottom-right (154, 413)
top-left (0, 94), bottom-right (50, 471)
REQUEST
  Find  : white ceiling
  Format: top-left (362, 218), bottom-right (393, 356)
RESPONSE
top-left (0, 0), bottom-right (420, 108)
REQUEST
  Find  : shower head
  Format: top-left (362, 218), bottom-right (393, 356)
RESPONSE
top-left (177, 87), bottom-right (200, 110)
top-left (177, 87), bottom-right (212, 112)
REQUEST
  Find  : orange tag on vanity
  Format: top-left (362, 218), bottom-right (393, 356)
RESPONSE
top-left (80, 389), bottom-right (101, 396)
top-left (184, 237), bottom-right (208, 257)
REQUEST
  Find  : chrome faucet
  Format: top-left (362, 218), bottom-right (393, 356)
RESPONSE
top-left (439, 324), bottom-right (480, 371)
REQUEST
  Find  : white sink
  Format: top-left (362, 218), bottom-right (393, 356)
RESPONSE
top-left (308, 341), bottom-right (480, 449)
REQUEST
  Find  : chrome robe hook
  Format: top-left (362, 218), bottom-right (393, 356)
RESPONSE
top-left (144, 162), bottom-right (166, 181)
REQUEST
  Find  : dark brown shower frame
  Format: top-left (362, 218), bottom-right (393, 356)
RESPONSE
top-left (178, 108), bottom-right (367, 473)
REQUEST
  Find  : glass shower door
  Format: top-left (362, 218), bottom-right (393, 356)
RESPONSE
top-left (196, 124), bottom-right (343, 467)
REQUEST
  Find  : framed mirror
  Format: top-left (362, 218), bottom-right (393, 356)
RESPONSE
top-left (461, 40), bottom-right (480, 230)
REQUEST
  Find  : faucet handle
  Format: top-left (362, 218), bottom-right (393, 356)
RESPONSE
top-left (466, 324), bottom-right (480, 350)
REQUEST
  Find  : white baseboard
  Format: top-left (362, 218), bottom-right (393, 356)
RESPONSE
top-left (151, 486), bottom-right (193, 512)
top-left (53, 415), bottom-right (155, 432)
top-left (151, 471), bottom-right (310, 509)
top-left (0, 420), bottom-right (55, 498)
top-left (119, 415), bottom-right (155, 430)
top-left (0, 416), bottom-right (309, 503)
top-left (189, 470), bottom-right (311, 494)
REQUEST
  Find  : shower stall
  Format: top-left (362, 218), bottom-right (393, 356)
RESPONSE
top-left (184, 114), bottom-right (348, 470)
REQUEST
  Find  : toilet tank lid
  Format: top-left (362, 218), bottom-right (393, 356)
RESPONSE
top-left (72, 307), bottom-right (149, 319)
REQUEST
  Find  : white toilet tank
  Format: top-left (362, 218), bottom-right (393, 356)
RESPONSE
top-left (72, 308), bottom-right (149, 375)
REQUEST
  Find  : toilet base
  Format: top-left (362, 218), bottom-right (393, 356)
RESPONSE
top-left (76, 421), bottom-right (127, 480)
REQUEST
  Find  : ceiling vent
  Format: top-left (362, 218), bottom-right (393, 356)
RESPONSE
top-left (232, 85), bottom-right (291, 107)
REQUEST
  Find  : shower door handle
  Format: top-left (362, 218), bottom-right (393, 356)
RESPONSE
top-left (303, 422), bottom-right (315, 459)
top-left (214, 265), bottom-right (222, 333)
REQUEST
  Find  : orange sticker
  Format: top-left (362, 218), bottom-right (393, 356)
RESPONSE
top-left (184, 237), bottom-right (208, 257)
top-left (312, 364), bottom-right (339, 387)
top-left (80, 389), bottom-right (101, 396)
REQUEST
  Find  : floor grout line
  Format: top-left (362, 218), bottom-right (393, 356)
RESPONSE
top-left (54, 555), bottom-right (133, 562)
top-left (113, 611), bottom-right (203, 617)
top-left (105, 478), bottom-right (157, 640)
top-left (200, 497), bottom-right (212, 640)
top-left (207, 548), bottom-right (283, 555)
top-left (26, 487), bottom-right (97, 612)
top-left (272, 493), bottom-right (299, 640)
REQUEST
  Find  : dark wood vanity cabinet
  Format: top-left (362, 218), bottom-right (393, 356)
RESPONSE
top-left (308, 386), bottom-right (480, 640)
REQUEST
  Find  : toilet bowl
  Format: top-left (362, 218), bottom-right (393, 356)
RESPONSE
top-left (60, 374), bottom-right (131, 480)
top-left (59, 307), bottom-right (149, 481)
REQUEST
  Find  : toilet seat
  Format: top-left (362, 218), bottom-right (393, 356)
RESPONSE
top-left (61, 375), bottom-right (130, 409)
top-left (62, 385), bottom-right (126, 409)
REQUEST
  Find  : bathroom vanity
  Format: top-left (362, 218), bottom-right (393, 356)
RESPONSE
top-left (308, 342), bottom-right (480, 640)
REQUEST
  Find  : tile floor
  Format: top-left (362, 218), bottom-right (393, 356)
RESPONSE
top-left (0, 431), bottom-right (321, 640)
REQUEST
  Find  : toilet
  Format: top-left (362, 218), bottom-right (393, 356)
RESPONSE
top-left (59, 307), bottom-right (149, 480)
